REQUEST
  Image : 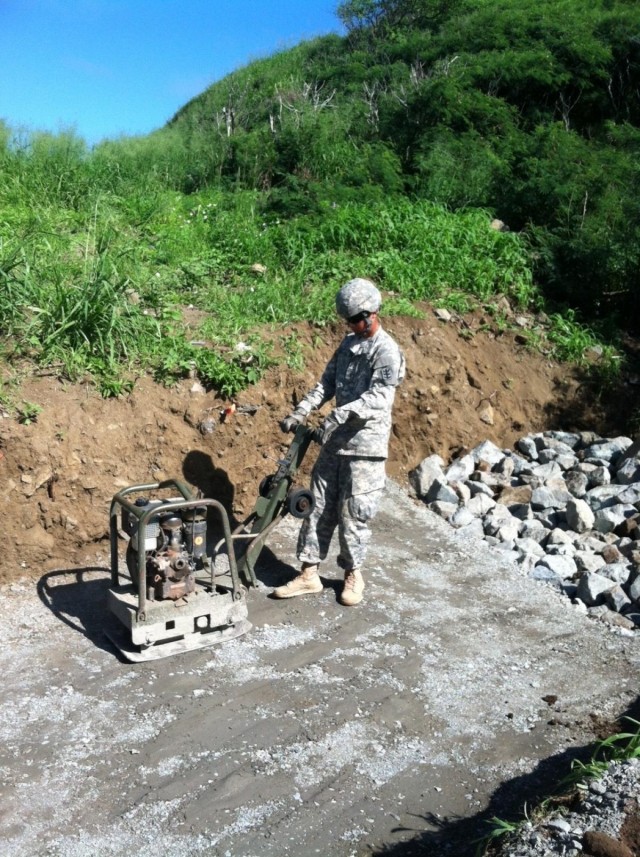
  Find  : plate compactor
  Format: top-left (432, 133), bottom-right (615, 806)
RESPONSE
top-left (106, 424), bottom-right (315, 662)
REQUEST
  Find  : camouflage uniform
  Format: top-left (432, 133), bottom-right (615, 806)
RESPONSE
top-left (295, 325), bottom-right (405, 569)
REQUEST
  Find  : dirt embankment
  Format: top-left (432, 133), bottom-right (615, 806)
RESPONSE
top-left (0, 307), bottom-right (625, 583)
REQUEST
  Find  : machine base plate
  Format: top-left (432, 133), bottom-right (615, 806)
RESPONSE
top-left (104, 617), bottom-right (252, 662)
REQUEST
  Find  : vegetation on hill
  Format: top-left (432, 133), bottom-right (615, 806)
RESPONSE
top-left (1, 0), bottom-right (637, 402)
top-left (166, 0), bottom-right (640, 319)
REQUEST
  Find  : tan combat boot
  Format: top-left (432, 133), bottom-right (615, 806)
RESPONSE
top-left (273, 564), bottom-right (323, 599)
top-left (340, 568), bottom-right (364, 606)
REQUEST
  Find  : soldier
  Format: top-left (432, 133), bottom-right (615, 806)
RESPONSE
top-left (274, 278), bottom-right (405, 606)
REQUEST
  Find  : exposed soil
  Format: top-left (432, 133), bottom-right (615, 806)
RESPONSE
top-left (620, 809), bottom-right (640, 854)
top-left (0, 305), bottom-right (627, 583)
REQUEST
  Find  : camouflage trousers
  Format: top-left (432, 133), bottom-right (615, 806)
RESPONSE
top-left (297, 450), bottom-right (386, 570)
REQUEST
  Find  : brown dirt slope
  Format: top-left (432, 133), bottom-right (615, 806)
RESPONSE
top-left (0, 308), bottom-right (624, 582)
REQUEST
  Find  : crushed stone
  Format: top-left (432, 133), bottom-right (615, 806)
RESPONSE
top-left (495, 759), bottom-right (640, 857)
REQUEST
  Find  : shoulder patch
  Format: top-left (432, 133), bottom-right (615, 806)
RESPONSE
top-left (374, 364), bottom-right (398, 385)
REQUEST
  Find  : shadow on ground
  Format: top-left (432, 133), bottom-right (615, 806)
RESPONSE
top-left (372, 695), bottom-right (640, 857)
top-left (37, 567), bottom-right (114, 656)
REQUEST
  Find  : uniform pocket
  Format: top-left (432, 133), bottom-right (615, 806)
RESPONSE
top-left (347, 492), bottom-right (381, 523)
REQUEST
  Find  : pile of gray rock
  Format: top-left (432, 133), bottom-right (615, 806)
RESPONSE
top-left (497, 758), bottom-right (640, 857)
top-left (409, 431), bottom-right (640, 632)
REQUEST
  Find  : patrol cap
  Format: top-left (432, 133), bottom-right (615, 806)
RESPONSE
top-left (335, 278), bottom-right (381, 320)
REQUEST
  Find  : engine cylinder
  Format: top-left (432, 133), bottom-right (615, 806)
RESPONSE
top-left (182, 508), bottom-right (207, 558)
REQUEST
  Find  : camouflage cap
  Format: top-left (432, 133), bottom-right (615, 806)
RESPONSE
top-left (335, 278), bottom-right (381, 319)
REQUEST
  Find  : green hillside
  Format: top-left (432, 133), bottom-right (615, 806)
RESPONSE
top-left (165, 0), bottom-right (640, 317)
top-left (1, 0), bottom-right (638, 400)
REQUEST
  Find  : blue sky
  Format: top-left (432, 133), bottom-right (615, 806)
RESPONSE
top-left (0, 0), bottom-right (343, 146)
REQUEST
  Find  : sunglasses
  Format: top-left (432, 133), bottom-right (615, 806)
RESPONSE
top-left (347, 311), bottom-right (371, 325)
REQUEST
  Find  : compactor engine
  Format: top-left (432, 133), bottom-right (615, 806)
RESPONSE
top-left (123, 499), bottom-right (207, 602)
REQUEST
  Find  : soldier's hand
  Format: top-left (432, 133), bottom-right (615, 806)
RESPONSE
top-left (313, 414), bottom-right (341, 445)
top-left (280, 411), bottom-right (304, 433)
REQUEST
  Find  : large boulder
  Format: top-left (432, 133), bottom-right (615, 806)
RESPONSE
top-left (409, 455), bottom-right (445, 499)
top-left (576, 572), bottom-right (615, 606)
top-left (565, 498), bottom-right (595, 533)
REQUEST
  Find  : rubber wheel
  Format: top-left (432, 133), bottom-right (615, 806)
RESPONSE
top-left (287, 488), bottom-right (315, 519)
top-left (259, 474), bottom-right (276, 497)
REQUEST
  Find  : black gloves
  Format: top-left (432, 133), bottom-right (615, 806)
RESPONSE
top-left (312, 413), bottom-right (341, 445)
top-left (280, 409), bottom-right (306, 433)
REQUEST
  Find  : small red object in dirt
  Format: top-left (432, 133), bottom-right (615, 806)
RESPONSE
top-left (222, 404), bottom-right (236, 421)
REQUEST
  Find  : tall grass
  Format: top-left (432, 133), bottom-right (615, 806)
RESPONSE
top-left (180, 195), bottom-right (535, 325)
top-left (281, 199), bottom-right (535, 305)
top-left (0, 124), bottom-right (616, 397)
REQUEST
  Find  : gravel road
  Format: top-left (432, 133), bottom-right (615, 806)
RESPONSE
top-left (2, 482), bottom-right (639, 857)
